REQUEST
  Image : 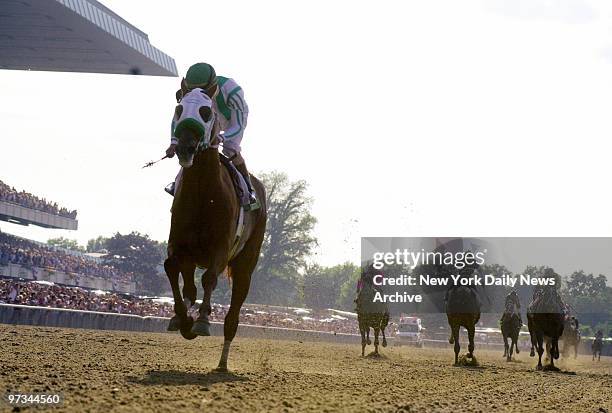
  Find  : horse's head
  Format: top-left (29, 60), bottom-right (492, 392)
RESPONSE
top-left (172, 88), bottom-right (216, 168)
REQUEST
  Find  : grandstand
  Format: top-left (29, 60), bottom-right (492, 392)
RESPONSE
top-left (0, 0), bottom-right (177, 294)
top-left (0, 179), bottom-right (78, 230)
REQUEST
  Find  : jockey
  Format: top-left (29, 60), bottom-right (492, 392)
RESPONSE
top-left (355, 264), bottom-right (382, 311)
top-left (165, 62), bottom-right (259, 210)
top-left (500, 290), bottom-right (522, 326)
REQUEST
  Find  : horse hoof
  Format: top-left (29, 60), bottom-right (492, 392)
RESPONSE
top-left (516, 348), bottom-right (520, 354)
top-left (506, 356), bottom-right (511, 362)
top-left (382, 339), bottom-right (387, 348)
top-left (530, 350), bottom-right (535, 357)
top-left (366, 339), bottom-right (371, 345)
top-left (179, 316), bottom-right (197, 340)
top-left (214, 366), bottom-right (228, 373)
top-left (449, 337), bottom-right (454, 344)
top-left (536, 364), bottom-right (543, 371)
top-left (191, 319), bottom-right (211, 336)
top-left (167, 316), bottom-right (182, 331)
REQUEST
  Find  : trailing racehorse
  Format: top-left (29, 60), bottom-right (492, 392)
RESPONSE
top-left (592, 331), bottom-right (603, 361)
top-left (561, 316), bottom-right (580, 359)
top-left (356, 283), bottom-right (389, 357)
top-left (446, 286), bottom-right (481, 365)
top-left (501, 300), bottom-right (521, 362)
top-left (164, 88), bottom-right (267, 372)
top-left (527, 285), bottom-right (564, 371)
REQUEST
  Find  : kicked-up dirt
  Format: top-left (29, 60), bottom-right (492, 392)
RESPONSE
top-left (0, 324), bottom-right (610, 412)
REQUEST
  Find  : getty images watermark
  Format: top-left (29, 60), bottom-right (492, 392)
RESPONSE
top-left (359, 237), bottom-right (605, 313)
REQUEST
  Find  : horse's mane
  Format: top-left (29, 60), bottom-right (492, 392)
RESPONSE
top-left (529, 285), bottom-right (563, 314)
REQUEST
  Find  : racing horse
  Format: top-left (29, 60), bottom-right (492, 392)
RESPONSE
top-left (561, 316), bottom-right (580, 359)
top-left (527, 285), bottom-right (564, 371)
top-left (501, 300), bottom-right (521, 362)
top-left (164, 88), bottom-right (267, 372)
top-left (592, 332), bottom-right (603, 361)
top-left (356, 282), bottom-right (389, 356)
top-left (446, 285), bottom-right (481, 365)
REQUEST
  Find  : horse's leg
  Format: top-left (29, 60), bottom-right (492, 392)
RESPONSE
top-left (552, 337), bottom-right (560, 360)
top-left (360, 323), bottom-right (366, 357)
top-left (549, 339), bottom-right (559, 370)
top-left (536, 332), bottom-right (544, 370)
top-left (192, 267), bottom-right (219, 336)
top-left (366, 327), bottom-right (371, 345)
top-left (528, 315), bottom-right (536, 357)
top-left (381, 327), bottom-right (387, 348)
top-left (503, 331), bottom-right (509, 358)
top-left (467, 323), bottom-right (475, 359)
top-left (215, 269), bottom-right (250, 372)
top-left (180, 261), bottom-right (197, 310)
top-left (452, 324), bottom-right (460, 365)
top-left (515, 329), bottom-right (520, 354)
top-left (164, 257), bottom-right (187, 331)
top-left (373, 327), bottom-right (380, 355)
top-left (216, 223), bottom-right (264, 372)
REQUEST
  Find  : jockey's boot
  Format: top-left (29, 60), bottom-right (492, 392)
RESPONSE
top-left (164, 181), bottom-right (175, 196)
top-left (235, 161), bottom-right (260, 211)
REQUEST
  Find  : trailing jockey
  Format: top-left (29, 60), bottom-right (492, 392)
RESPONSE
top-left (355, 264), bottom-right (383, 312)
top-left (500, 290), bottom-right (523, 326)
top-left (165, 62), bottom-right (260, 211)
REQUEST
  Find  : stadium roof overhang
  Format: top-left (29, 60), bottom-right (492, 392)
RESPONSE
top-left (0, 0), bottom-right (177, 76)
top-left (0, 201), bottom-right (78, 230)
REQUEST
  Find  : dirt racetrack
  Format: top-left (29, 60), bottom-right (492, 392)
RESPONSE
top-left (1, 325), bottom-right (610, 412)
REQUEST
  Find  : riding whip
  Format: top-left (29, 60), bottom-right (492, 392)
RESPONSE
top-left (142, 155), bottom-right (169, 168)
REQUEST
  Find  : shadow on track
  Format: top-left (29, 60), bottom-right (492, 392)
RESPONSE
top-left (128, 370), bottom-right (249, 386)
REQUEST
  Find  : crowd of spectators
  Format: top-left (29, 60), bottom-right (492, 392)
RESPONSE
top-left (0, 233), bottom-right (134, 283)
top-left (0, 279), bottom-right (170, 317)
top-left (0, 279), bottom-right (359, 334)
top-left (0, 180), bottom-right (77, 219)
top-left (223, 306), bottom-right (359, 334)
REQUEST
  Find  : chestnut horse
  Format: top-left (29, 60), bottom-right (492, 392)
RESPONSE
top-left (165, 88), bottom-right (267, 372)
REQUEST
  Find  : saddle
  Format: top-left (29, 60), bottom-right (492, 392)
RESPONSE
top-left (219, 154), bottom-right (252, 210)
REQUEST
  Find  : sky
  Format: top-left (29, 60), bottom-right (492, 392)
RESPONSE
top-left (2, 0), bottom-right (612, 272)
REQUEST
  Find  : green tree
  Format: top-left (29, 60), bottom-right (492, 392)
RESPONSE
top-left (86, 236), bottom-right (109, 253)
top-left (566, 270), bottom-right (607, 297)
top-left (302, 262), bottom-right (358, 310)
top-left (47, 237), bottom-right (85, 252)
top-left (248, 171), bottom-right (318, 305)
top-left (104, 231), bottom-right (165, 294)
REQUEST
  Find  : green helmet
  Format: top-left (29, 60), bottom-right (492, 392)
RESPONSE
top-left (184, 63), bottom-right (217, 89)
